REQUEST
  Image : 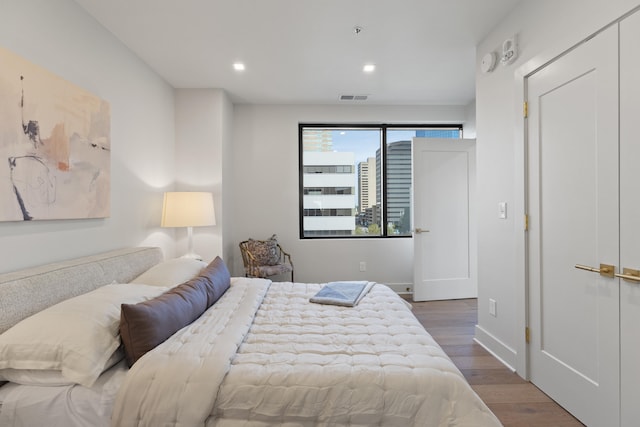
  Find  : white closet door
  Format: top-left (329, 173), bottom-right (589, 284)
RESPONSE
top-left (526, 25), bottom-right (619, 426)
top-left (620, 11), bottom-right (640, 427)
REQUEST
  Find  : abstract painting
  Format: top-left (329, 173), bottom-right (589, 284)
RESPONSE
top-left (0, 46), bottom-right (110, 221)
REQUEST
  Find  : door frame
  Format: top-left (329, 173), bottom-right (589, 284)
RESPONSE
top-left (513, 47), bottom-right (569, 381)
top-left (512, 16), bottom-right (630, 380)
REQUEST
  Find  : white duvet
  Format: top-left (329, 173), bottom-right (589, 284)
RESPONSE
top-left (112, 279), bottom-right (502, 427)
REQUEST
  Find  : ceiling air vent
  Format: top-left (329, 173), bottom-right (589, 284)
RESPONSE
top-left (339, 94), bottom-right (368, 101)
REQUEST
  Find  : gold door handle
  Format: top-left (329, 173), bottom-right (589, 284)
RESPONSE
top-left (615, 268), bottom-right (640, 283)
top-left (575, 263), bottom-right (615, 278)
top-left (413, 228), bottom-right (430, 234)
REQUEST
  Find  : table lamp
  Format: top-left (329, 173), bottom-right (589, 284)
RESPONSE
top-left (161, 191), bottom-right (215, 260)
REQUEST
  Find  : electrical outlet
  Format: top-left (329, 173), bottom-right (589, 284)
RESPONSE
top-left (489, 299), bottom-right (497, 317)
top-left (359, 261), bottom-right (366, 272)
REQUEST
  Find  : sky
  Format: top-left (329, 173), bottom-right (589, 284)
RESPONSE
top-left (330, 129), bottom-right (417, 164)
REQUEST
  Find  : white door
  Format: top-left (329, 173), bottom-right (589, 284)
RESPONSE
top-left (527, 26), bottom-right (619, 426)
top-left (412, 138), bottom-right (476, 302)
top-left (620, 11), bottom-right (640, 427)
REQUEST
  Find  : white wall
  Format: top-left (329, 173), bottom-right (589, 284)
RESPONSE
top-left (230, 104), bottom-right (469, 286)
top-left (220, 91), bottom-right (235, 268)
top-left (0, 0), bottom-right (176, 272)
top-left (464, 101), bottom-right (476, 139)
top-left (475, 0), bottom-right (640, 373)
top-left (174, 89), bottom-right (232, 263)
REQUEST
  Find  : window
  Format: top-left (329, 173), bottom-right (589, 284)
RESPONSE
top-left (299, 124), bottom-right (463, 238)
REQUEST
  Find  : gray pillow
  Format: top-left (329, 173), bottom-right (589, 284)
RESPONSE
top-left (119, 257), bottom-right (231, 366)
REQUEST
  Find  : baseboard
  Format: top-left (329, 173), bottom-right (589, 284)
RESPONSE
top-left (474, 324), bottom-right (517, 372)
top-left (385, 283), bottom-right (413, 294)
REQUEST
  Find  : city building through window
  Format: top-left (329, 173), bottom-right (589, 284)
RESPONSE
top-left (299, 124), bottom-right (463, 238)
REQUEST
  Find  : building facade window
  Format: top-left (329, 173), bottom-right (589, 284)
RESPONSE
top-left (299, 124), bottom-right (462, 239)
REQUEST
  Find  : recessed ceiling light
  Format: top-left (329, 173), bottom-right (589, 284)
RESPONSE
top-left (363, 64), bottom-right (376, 73)
top-left (233, 62), bottom-right (245, 71)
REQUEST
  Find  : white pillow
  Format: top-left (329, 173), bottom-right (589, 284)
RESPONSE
top-left (0, 283), bottom-right (167, 388)
top-left (130, 258), bottom-right (207, 287)
top-left (0, 348), bottom-right (123, 386)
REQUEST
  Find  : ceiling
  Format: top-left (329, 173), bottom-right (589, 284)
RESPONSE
top-left (73, 0), bottom-right (521, 105)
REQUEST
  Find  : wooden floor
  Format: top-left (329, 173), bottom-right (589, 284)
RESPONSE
top-left (409, 298), bottom-right (584, 427)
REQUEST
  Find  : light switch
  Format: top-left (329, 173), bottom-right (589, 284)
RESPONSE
top-left (498, 202), bottom-right (507, 219)
top-left (489, 299), bottom-right (497, 317)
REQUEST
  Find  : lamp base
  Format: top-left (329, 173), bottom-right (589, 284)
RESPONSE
top-left (182, 226), bottom-right (203, 261)
top-left (180, 252), bottom-right (203, 262)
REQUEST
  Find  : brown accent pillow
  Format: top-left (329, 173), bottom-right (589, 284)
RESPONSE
top-left (246, 234), bottom-right (280, 265)
top-left (119, 256), bottom-right (231, 367)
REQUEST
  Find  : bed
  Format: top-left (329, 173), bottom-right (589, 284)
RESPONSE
top-left (0, 247), bottom-right (502, 427)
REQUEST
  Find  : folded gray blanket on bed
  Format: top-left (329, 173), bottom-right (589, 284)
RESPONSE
top-left (309, 281), bottom-right (374, 307)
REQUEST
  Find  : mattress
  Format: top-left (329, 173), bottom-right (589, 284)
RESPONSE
top-left (213, 281), bottom-right (499, 426)
top-left (113, 279), bottom-right (501, 426)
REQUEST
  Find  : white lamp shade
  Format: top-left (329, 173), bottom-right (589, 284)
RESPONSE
top-left (161, 192), bottom-right (216, 228)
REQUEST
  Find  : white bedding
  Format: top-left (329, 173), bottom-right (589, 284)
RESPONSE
top-left (113, 279), bottom-right (502, 427)
top-left (0, 361), bottom-right (127, 427)
top-left (112, 277), bottom-right (272, 426)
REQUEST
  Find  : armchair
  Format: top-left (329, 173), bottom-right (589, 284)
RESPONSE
top-left (239, 235), bottom-right (294, 281)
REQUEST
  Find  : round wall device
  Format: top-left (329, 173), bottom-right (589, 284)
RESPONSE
top-left (480, 52), bottom-right (497, 73)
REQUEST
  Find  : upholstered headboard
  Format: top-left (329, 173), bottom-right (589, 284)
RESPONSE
top-left (0, 247), bottom-right (163, 334)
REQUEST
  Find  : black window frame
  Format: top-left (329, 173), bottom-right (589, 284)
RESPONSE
top-left (299, 123), bottom-right (463, 239)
